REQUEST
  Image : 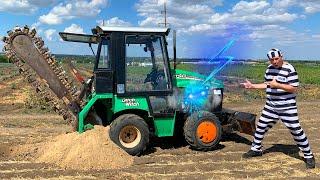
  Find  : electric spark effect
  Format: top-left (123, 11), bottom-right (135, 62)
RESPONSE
top-left (183, 83), bottom-right (210, 113)
top-left (183, 39), bottom-right (236, 114)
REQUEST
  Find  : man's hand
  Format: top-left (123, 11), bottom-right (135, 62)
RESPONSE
top-left (240, 79), bottom-right (254, 89)
top-left (240, 79), bottom-right (267, 89)
top-left (267, 77), bottom-right (297, 93)
top-left (268, 77), bottom-right (279, 88)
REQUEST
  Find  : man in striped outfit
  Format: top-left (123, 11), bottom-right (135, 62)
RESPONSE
top-left (241, 48), bottom-right (315, 169)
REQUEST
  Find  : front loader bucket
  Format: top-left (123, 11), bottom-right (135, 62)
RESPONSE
top-left (233, 112), bottom-right (256, 136)
top-left (221, 108), bottom-right (256, 136)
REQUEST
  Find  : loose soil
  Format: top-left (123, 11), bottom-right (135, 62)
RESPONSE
top-left (10, 126), bottom-right (133, 170)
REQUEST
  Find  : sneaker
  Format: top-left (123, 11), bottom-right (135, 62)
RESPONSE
top-left (305, 157), bottom-right (316, 169)
top-left (242, 150), bottom-right (263, 159)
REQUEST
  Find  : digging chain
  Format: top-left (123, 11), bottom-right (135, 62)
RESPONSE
top-left (2, 26), bottom-right (80, 127)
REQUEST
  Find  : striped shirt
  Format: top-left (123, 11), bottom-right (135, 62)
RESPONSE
top-left (264, 62), bottom-right (299, 109)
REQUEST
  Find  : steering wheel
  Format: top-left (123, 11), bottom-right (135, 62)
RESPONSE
top-left (144, 68), bottom-right (165, 89)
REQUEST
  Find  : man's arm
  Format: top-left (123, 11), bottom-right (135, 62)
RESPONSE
top-left (240, 79), bottom-right (267, 89)
top-left (268, 78), bottom-right (297, 93)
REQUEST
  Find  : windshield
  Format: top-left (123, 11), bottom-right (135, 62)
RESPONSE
top-left (125, 35), bottom-right (171, 92)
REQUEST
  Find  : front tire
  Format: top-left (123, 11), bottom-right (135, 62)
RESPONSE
top-left (184, 111), bottom-right (222, 151)
top-left (109, 114), bottom-right (149, 156)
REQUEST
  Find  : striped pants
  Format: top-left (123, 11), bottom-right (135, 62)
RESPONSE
top-left (251, 105), bottom-right (314, 159)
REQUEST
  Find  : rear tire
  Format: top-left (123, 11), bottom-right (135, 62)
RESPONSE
top-left (109, 114), bottom-right (149, 156)
top-left (184, 111), bottom-right (222, 151)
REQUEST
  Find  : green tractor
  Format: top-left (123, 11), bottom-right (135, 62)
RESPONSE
top-left (3, 25), bottom-right (256, 156)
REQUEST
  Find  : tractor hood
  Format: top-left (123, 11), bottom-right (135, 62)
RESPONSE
top-left (173, 69), bottom-right (224, 89)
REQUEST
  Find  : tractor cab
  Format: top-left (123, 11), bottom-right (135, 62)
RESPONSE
top-left (60, 26), bottom-right (173, 95)
top-left (60, 26), bottom-right (177, 132)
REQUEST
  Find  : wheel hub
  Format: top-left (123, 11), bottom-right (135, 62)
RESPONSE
top-left (196, 121), bottom-right (217, 144)
top-left (119, 125), bottom-right (141, 148)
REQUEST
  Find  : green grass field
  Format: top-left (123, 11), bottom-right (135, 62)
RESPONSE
top-left (176, 61), bottom-right (320, 85)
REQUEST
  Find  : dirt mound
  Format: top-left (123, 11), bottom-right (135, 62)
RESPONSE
top-left (11, 125), bottom-right (133, 170)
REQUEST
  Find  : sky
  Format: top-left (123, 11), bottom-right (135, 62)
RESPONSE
top-left (1, 0), bottom-right (320, 60)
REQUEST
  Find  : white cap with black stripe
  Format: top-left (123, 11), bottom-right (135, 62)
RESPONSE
top-left (267, 48), bottom-right (282, 59)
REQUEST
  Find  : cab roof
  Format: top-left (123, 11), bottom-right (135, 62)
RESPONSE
top-left (95, 26), bottom-right (170, 35)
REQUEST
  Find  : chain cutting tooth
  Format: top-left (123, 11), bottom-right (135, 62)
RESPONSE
top-left (39, 47), bottom-right (48, 54)
top-left (23, 25), bottom-right (29, 34)
top-left (3, 44), bottom-right (11, 51)
top-left (2, 36), bottom-right (7, 43)
top-left (29, 28), bottom-right (36, 38)
top-left (5, 51), bottom-right (14, 59)
top-left (14, 26), bottom-right (22, 32)
top-left (36, 41), bottom-right (44, 49)
top-left (43, 51), bottom-right (51, 58)
top-left (9, 56), bottom-right (17, 63)
top-left (7, 30), bottom-right (14, 37)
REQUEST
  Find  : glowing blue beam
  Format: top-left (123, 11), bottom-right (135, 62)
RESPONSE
top-left (182, 38), bottom-right (237, 114)
top-left (203, 38), bottom-right (236, 83)
top-left (203, 56), bottom-right (234, 83)
top-left (209, 39), bottom-right (236, 62)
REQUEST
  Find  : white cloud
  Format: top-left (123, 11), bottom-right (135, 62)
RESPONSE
top-left (135, 0), bottom-right (320, 58)
top-left (31, 22), bottom-right (41, 29)
top-left (245, 24), bottom-right (314, 46)
top-left (272, 0), bottom-right (320, 14)
top-left (232, 1), bottom-right (270, 15)
top-left (298, 1), bottom-right (320, 13)
top-left (136, 0), bottom-right (299, 36)
top-left (0, 0), bottom-right (57, 14)
top-left (64, 24), bottom-right (85, 34)
top-left (136, 0), bottom-right (219, 28)
top-left (186, 24), bottom-right (213, 33)
top-left (29, 0), bottom-right (57, 7)
top-left (312, 34), bottom-right (320, 39)
top-left (272, 0), bottom-right (297, 9)
top-left (97, 17), bottom-right (131, 27)
top-left (0, 0), bottom-right (37, 14)
top-left (44, 29), bottom-right (57, 41)
top-left (39, 0), bottom-right (108, 25)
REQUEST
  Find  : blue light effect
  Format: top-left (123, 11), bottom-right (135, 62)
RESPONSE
top-left (183, 82), bottom-right (210, 113)
top-left (203, 38), bottom-right (236, 83)
top-left (203, 56), bottom-right (234, 83)
top-left (183, 39), bottom-right (236, 114)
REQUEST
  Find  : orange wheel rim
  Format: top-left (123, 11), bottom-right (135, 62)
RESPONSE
top-left (197, 121), bottom-right (217, 144)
